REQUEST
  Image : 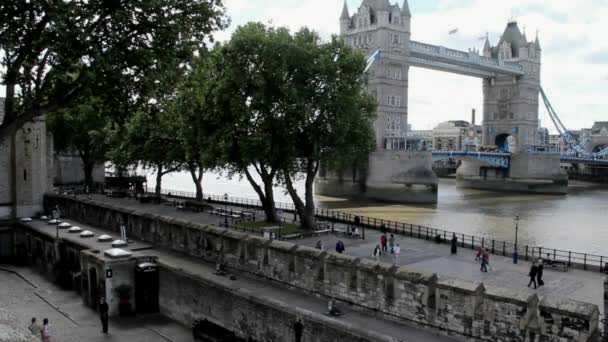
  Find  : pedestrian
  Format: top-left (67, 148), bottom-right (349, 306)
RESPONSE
top-left (483, 249), bottom-right (490, 271)
top-left (393, 244), bottom-right (401, 265)
top-left (380, 233), bottom-right (388, 253)
top-left (536, 259), bottom-right (544, 287)
top-left (335, 240), bottom-right (345, 254)
top-left (293, 319), bottom-right (304, 342)
top-left (475, 246), bottom-right (483, 261)
top-left (528, 262), bottom-right (538, 289)
top-left (99, 296), bottom-right (109, 333)
top-left (480, 249), bottom-right (489, 272)
top-left (315, 240), bottom-right (323, 250)
top-left (41, 318), bottom-right (52, 342)
top-left (28, 317), bottom-right (41, 338)
top-left (450, 234), bottom-right (458, 254)
top-left (373, 244), bottom-right (382, 261)
top-left (389, 234), bottom-right (395, 254)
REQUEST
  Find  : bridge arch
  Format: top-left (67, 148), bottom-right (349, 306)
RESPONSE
top-left (495, 134), bottom-right (516, 153)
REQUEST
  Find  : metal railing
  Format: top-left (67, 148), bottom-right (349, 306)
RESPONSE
top-left (144, 187), bottom-right (608, 273)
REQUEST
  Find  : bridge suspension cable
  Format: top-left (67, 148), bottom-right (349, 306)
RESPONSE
top-left (539, 86), bottom-right (607, 159)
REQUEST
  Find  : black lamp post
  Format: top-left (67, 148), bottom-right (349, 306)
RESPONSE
top-left (513, 215), bottom-right (520, 264)
top-left (52, 207), bottom-right (60, 239)
top-left (223, 193), bottom-right (229, 228)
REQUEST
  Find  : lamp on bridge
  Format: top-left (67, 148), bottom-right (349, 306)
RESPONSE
top-left (223, 193), bottom-right (229, 228)
top-left (513, 215), bottom-right (520, 264)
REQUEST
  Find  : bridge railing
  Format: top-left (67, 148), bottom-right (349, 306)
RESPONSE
top-left (146, 187), bottom-right (608, 273)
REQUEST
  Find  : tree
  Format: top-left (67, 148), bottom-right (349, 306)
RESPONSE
top-left (279, 30), bottom-right (376, 230)
top-left (0, 0), bottom-right (227, 140)
top-left (210, 23), bottom-right (297, 222)
top-left (172, 53), bottom-right (222, 201)
top-left (48, 96), bottom-right (113, 188)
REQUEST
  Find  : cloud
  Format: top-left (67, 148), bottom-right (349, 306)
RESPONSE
top-left (585, 49), bottom-right (608, 64)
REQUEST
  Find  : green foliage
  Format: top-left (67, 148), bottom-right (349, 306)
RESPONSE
top-left (0, 0), bottom-right (228, 138)
top-left (47, 96), bottom-right (113, 186)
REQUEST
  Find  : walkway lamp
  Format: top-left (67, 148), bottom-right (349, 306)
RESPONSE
top-left (223, 193), bottom-right (229, 228)
top-left (513, 215), bottom-right (520, 264)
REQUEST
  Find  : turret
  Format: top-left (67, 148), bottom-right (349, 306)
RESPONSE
top-left (483, 36), bottom-right (491, 57)
top-left (402, 0), bottom-right (411, 18)
top-left (340, 1), bottom-right (350, 34)
top-left (534, 32), bottom-right (541, 51)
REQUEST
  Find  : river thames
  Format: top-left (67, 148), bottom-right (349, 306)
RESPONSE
top-left (148, 171), bottom-right (608, 256)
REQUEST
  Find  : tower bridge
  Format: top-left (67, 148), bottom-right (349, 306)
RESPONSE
top-left (316, 0), bottom-right (569, 202)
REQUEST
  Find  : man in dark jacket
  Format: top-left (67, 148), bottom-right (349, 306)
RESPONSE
top-left (528, 262), bottom-right (538, 289)
top-left (99, 297), bottom-right (109, 333)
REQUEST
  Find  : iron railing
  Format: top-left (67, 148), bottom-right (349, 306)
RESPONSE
top-left (145, 187), bottom-right (608, 273)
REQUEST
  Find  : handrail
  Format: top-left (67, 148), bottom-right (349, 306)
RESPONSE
top-left (145, 187), bottom-right (608, 273)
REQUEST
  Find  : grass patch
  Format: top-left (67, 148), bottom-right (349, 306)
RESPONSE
top-left (238, 220), bottom-right (304, 235)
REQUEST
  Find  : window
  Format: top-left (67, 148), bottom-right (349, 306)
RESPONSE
top-left (358, 18), bottom-right (363, 28)
top-left (387, 67), bottom-right (401, 80)
top-left (387, 95), bottom-right (401, 107)
top-left (394, 16), bottom-right (400, 25)
top-left (389, 33), bottom-right (400, 46)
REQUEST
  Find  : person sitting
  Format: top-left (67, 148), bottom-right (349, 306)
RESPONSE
top-left (327, 300), bottom-right (342, 316)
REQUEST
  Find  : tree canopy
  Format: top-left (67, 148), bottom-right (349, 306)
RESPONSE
top-left (0, 0), bottom-right (227, 139)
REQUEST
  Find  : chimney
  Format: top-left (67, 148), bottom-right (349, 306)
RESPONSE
top-left (471, 108), bottom-right (476, 126)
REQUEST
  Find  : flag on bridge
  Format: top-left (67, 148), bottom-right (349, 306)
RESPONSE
top-left (364, 49), bottom-right (381, 73)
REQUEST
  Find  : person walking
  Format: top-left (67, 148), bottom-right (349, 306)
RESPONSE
top-left (393, 244), bottom-right (401, 265)
top-left (475, 246), bottom-right (483, 261)
top-left (41, 318), bottom-right (52, 342)
top-left (480, 249), bottom-right (488, 272)
top-left (528, 262), bottom-right (538, 289)
top-left (389, 234), bottom-right (395, 254)
top-left (335, 240), bottom-right (345, 254)
top-left (380, 233), bottom-right (387, 253)
top-left (373, 244), bottom-right (382, 261)
top-left (536, 260), bottom-right (544, 287)
top-left (483, 249), bottom-right (490, 271)
top-left (28, 317), bottom-right (42, 338)
top-left (450, 234), bottom-right (458, 254)
top-left (99, 297), bottom-right (109, 333)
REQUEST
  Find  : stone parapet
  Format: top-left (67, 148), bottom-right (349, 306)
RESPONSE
top-left (45, 194), bottom-right (600, 341)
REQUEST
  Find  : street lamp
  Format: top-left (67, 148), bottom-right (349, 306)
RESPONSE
top-left (223, 193), bottom-right (229, 228)
top-left (52, 206), bottom-right (60, 239)
top-left (513, 215), bottom-right (520, 264)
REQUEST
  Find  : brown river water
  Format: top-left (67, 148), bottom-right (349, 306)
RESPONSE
top-left (149, 171), bottom-right (608, 255)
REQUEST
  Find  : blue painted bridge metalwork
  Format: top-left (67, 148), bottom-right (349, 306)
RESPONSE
top-left (432, 151), bottom-right (511, 168)
top-left (432, 150), bottom-right (608, 168)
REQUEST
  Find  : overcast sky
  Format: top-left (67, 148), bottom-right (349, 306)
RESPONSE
top-left (2, 1), bottom-right (605, 132)
top-left (218, 0), bottom-right (607, 132)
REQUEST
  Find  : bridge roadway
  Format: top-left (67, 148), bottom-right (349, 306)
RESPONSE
top-left (80, 195), bottom-right (604, 317)
top-left (432, 150), bottom-right (608, 168)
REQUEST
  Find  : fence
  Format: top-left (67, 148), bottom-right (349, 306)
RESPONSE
top-left (146, 187), bottom-right (608, 274)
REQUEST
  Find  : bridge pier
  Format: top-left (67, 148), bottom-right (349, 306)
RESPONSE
top-left (316, 150), bottom-right (438, 204)
top-left (456, 153), bottom-right (568, 194)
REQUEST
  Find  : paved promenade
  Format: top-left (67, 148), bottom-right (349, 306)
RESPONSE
top-left (0, 266), bottom-right (192, 342)
top-left (79, 194), bottom-right (606, 314)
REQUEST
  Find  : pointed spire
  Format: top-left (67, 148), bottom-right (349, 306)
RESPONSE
top-left (522, 26), bottom-right (527, 42)
top-left (483, 34), bottom-right (491, 52)
top-left (402, 0), bottom-right (411, 16)
top-left (535, 30), bottom-right (541, 50)
top-left (340, 0), bottom-right (349, 20)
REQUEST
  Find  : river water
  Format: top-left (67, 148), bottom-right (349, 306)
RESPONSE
top-left (148, 171), bottom-right (608, 255)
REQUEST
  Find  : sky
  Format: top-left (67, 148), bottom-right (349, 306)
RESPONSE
top-left (1, 1), bottom-right (606, 132)
top-left (217, 0), bottom-right (608, 132)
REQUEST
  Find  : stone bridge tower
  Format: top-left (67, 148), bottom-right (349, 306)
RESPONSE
top-left (481, 22), bottom-right (542, 153)
top-left (340, 0), bottom-right (411, 148)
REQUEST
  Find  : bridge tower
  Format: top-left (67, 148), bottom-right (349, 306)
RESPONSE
top-left (481, 22), bottom-right (542, 152)
top-left (340, 0), bottom-right (411, 148)
top-left (315, 0), bottom-right (438, 203)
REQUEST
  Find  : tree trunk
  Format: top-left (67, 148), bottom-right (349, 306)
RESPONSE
top-left (188, 163), bottom-right (204, 201)
top-left (283, 169), bottom-right (316, 230)
top-left (155, 163), bottom-right (163, 199)
top-left (244, 167), bottom-right (279, 222)
top-left (83, 162), bottom-right (94, 189)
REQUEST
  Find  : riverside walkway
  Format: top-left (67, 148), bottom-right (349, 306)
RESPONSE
top-left (62, 194), bottom-right (607, 314)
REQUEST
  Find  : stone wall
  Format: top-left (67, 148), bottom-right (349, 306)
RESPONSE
top-left (159, 264), bottom-right (394, 342)
top-left (46, 194), bottom-right (600, 342)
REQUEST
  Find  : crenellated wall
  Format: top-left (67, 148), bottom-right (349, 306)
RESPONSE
top-left (46, 194), bottom-right (600, 342)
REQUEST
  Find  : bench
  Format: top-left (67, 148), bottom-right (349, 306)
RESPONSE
top-left (313, 229), bottom-right (330, 236)
top-left (543, 259), bottom-right (568, 272)
top-left (282, 233), bottom-right (301, 240)
top-left (333, 228), bottom-right (347, 235)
